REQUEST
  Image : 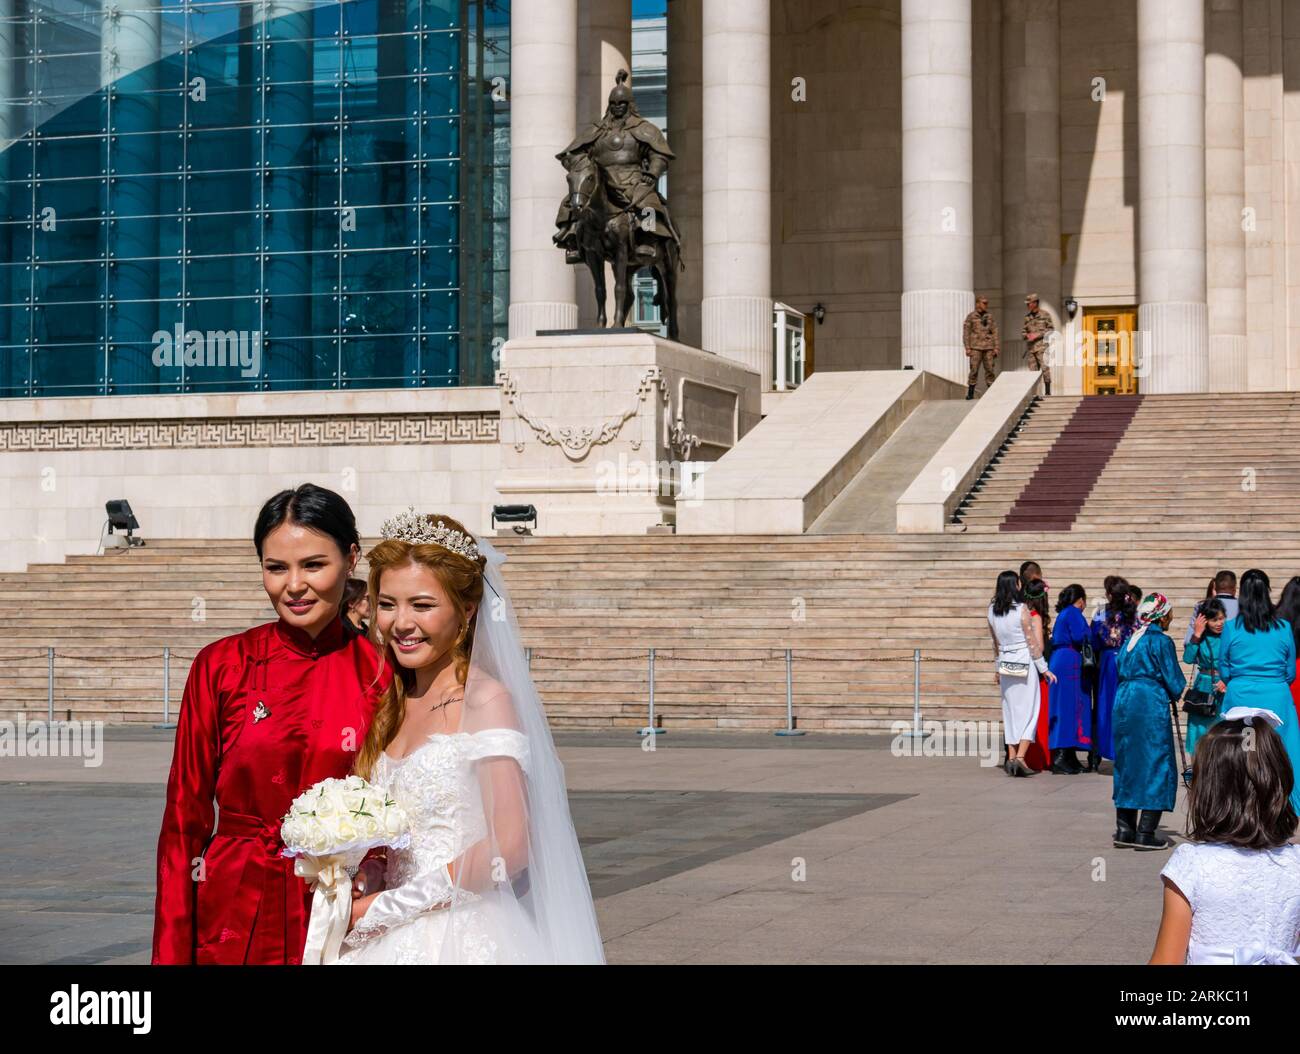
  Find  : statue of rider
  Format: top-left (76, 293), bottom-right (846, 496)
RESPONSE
top-left (553, 69), bottom-right (682, 265)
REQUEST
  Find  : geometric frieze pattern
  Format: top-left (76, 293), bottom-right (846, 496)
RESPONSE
top-left (0, 413), bottom-right (500, 451)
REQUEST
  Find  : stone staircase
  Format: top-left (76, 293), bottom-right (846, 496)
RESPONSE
top-left (999, 396), bottom-right (1143, 531)
top-left (5, 526), bottom-right (1300, 732)
top-left (956, 392), bottom-right (1300, 532)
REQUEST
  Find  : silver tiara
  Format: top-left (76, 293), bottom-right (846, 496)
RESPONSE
top-left (379, 507), bottom-right (481, 562)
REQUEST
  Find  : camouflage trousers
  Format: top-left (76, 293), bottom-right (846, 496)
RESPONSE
top-left (1026, 344), bottom-right (1052, 384)
top-left (966, 349), bottom-right (996, 388)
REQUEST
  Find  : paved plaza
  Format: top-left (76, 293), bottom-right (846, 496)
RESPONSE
top-left (0, 728), bottom-right (1178, 965)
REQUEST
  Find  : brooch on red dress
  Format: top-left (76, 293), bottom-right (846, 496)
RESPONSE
top-left (253, 701), bottom-right (271, 723)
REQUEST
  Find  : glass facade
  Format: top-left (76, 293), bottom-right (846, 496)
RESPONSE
top-left (0, 0), bottom-right (509, 398)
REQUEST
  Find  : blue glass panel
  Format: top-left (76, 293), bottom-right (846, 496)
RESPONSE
top-left (33, 261), bottom-right (104, 305)
top-left (342, 161), bottom-right (419, 208)
top-left (32, 343), bottom-right (104, 397)
top-left (340, 247), bottom-right (417, 292)
top-left (186, 210), bottom-right (260, 257)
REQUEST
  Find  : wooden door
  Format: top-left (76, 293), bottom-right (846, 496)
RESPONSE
top-left (1083, 308), bottom-right (1138, 395)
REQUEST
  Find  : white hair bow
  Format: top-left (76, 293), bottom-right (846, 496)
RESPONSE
top-left (1221, 706), bottom-right (1284, 729)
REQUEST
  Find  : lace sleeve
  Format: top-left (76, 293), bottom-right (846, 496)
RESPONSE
top-left (345, 861), bottom-right (455, 949)
top-left (1022, 605), bottom-right (1044, 659)
top-left (1160, 844), bottom-right (1199, 907)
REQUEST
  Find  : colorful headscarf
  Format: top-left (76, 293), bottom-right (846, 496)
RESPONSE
top-left (1127, 592), bottom-right (1173, 652)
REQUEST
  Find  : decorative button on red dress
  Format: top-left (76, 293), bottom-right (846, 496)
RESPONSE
top-left (152, 616), bottom-right (391, 965)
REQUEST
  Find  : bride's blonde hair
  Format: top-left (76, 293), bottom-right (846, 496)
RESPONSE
top-left (354, 514), bottom-right (487, 780)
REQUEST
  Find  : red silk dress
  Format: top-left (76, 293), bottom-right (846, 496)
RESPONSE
top-left (1025, 611), bottom-right (1053, 771)
top-left (152, 616), bottom-right (391, 965)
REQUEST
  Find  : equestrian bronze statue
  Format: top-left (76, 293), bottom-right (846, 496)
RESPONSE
top-left (553, 70), bottom-right (683, 340)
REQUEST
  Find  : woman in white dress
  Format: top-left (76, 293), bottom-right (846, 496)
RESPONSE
top-left (988, 570), bottom-right (1056, 777)
top-left (333, 509), bottom-right (605, 964)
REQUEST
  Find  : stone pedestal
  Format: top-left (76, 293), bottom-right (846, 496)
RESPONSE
top-left (495, 333), bottom-right (761, 534)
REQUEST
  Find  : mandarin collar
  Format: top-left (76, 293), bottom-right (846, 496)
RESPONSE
top-left (273, 613), bottom-right (348, 659)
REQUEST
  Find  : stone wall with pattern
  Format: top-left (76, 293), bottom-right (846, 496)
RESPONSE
top-left (0, 388), bottom-right (504, 573)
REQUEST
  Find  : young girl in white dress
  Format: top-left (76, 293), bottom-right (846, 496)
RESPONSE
top-left (1148, 708), bottom-right (1300, 964)
top-left (333, 510), bottom-right (605, 964)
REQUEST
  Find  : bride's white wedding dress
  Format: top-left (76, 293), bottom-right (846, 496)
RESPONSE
top-left (335, 727), bottom-right (545, 965)
top-left (327, 529), bottom-right (603, 965)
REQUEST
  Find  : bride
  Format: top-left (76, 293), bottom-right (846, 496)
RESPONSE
top-left (333, 509), bottom-right (605, 964)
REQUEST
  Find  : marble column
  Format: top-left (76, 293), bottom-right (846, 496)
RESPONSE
top-left (901, 0), bottom-right (973, 384)
top-left (1137, 0), bottom-right (1208, 393)
top-left (576, 0), bottom-right (631, 329)
top-left (509, 0), bottom-right (578, 337)
top-left (700, 0), bottom-right (771, 387)
top-left (1001, 0), bottom-right (1060, 382)
top-left (1206, 0), bottom-right (1246, 392)
top-left (667, 0), bottom-right (702, 348)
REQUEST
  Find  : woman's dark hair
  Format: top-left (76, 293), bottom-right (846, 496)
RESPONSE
top-left (343, 577), bottom-right (368, 612)
top-left (1055, 583), bottom-right (1086, 614)
top-left (254, 483), bottom-right (360, 561)
top-left (1275, 575), bottom-right (1300, 654)
top-left (1204, 576), bottom-right (1217, 601)
top-left (1106, 578), bottom-right (1136, 624)
top-left (1199, 597), bottom-right (1227, 625)
top-left (1237, 568), bottom-right (1281, 634)
top-left (1024, 589), bottom-right (1050, 634)
top-left (1102, 574), bottom-right (1122, 597)
top-left (992, 570), bottom-right (1021, 617)
top-left (1187, 719), bottom-right (1298, 849)
top-left (1126, 585), bottom-right (1142, 606)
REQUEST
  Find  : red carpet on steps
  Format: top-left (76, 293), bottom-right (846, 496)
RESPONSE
top-left (999, 395), bottom-right (1144, 532)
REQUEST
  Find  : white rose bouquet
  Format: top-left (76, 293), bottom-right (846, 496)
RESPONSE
top-left (280, 775), bottom-right (410, 964)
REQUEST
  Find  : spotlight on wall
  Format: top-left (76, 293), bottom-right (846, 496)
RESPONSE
top-left (813, 302), bottom-right (826, 325)
top-left (1064, 297), bottom-right (1079, 320)
top-left (492, 503), bottom-right (537, 535)
top-left (104, 500), bottom-right (145, 549)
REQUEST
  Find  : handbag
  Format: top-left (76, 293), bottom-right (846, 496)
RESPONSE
top-left (998, 660), bottom-right (1030, 679)
top-left (1181, 639), bottom-right (1223, 719)
top-left (1079, 637), bottom-right (1097, 673)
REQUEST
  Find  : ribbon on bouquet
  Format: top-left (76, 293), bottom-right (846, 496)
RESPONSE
top-left (295, 855), bottom-right (353, 965)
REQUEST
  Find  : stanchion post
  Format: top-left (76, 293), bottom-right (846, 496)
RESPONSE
top-left (155, 646), bottom-right (177, 730)
top-left (903, 648), bottom-right (926, 741)
top-left (639, 646), bottom-right (665, 737)
top-left (47, 646), bottom-right (54, 728)
top-left (775, 647), bottom-right (805, 736)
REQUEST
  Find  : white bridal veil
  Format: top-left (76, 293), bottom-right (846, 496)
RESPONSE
top-left (378, 534), bottom-right (606, 964)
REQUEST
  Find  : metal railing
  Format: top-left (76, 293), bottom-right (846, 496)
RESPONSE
top-left (18, 644), bottom-right (985, 737)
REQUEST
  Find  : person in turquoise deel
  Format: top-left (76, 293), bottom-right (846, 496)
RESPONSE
top-left (1112, 592), bottom-right (1186, 851)
top-left (1181, 597), bottom-right (1228, 775)
top-left (1217, 569), bottom-right (1300, 814)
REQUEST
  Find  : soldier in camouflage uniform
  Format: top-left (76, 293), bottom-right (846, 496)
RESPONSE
top-left (962, 294), bottom-right (999, 399)
top-left (1022, 293), bottom-right (1054, 396)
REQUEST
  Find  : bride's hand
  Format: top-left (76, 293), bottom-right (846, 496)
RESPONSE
top-left (349, 892), bottom-right (380, 932)
top-left (353, 858), bottom-right (386, 899)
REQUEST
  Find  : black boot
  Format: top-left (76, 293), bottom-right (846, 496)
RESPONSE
top-left (1084, 749), bottom-right (1101, 773)
top-left (1064, 749), bottom-right (1084, 773)
top-left (1044, 380), bottom-right (1052, 396)
top-left (1050, 748), bottom-right (1077, 775)
top-left (1134, 810), bottom-right (1172, 851)
top-left (966, 384), bottom-right (976, 400)
top-left (1113, 808), bottom-right (1139, 848)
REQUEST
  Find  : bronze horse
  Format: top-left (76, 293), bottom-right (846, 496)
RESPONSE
top-left (564, 156), bottom-right (681, 341)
